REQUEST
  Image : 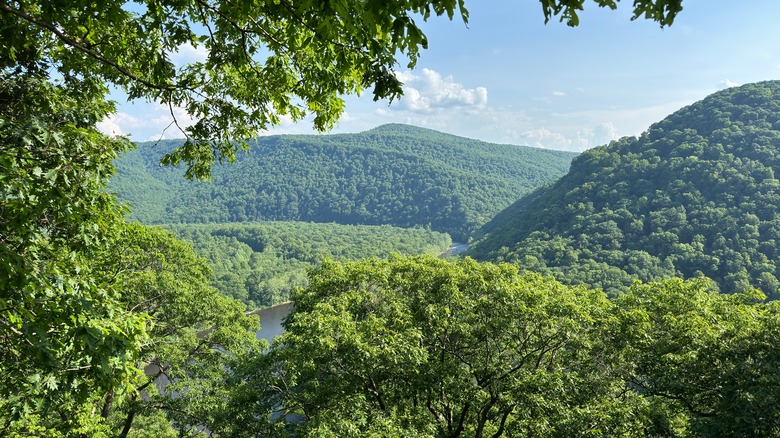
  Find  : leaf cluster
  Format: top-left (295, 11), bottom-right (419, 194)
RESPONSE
top-left (0, 0), bottom-right (471, 179)
top-left (0, 73), bottom-right (146, 434)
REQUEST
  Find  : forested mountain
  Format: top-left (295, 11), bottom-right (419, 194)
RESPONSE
top-left (470, 81), bottom-right (780, 298)
top-left (166, 221), bottom-right (451, 307)
top-left (111, 124), bottom-right (576, 240)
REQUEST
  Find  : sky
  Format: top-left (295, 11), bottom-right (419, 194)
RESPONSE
top-left (99, 0), bottom-right (780, 152)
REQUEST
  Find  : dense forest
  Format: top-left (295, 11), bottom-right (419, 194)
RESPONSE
top-left (167, 221), bottom-right (451, 307)
top-left (110, 124), bottom-right (576, 240)
top-left (469, 81), bottom-right (780, 297)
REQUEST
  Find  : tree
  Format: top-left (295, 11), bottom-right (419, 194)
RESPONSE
top-left (217, 261), bottom-right (780, 437)
top-left (218, 255), bottom-right (662, 437)
top-left (0, 74), bottom-right (148, 436)
top-left (1, 0), bottom-right (684, 434)
top-left (614, 279), bottom-right (780, 437)
top-left (96, 224), bottom-right (261, 438)
top-left (1, 221), bottom-right (262, 436)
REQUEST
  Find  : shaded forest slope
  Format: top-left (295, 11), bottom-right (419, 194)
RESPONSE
top-left (470, 81), bottom-right (780, 297)
top-left (111, 124), bottom-right (576, 240)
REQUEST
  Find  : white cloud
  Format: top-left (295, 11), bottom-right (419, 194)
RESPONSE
top-left (147, 104), bottom-right (197, 140)
top-left (395, 68), bottom-right (488, 112)
top-left (97, 114), bottom-right (126, 137)
top-left (505, 122), bottom-right (618, 151)
top-left (96, 103), bottom-right (198, 141)
top-left (169, 42), bottom-right (209, 67)
top-left (518, 128), bottom-right (572, 150)
top-left (718, 79), bottom-right (740, 89)
top-left (576, 122), bottom-right (620, 149)
top-left (552, 91), bottom-right (566, 97)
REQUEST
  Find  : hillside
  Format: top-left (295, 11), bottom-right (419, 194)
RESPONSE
top-left (110, 124), bottom-right (576, 240)
top-left (469, 81), bottom-right (780, 298)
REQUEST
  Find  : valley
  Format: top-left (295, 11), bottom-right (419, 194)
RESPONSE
top-left (8, 1), bottom-right (780, 435)
top-left (105, 82), bottom-right (780, 436)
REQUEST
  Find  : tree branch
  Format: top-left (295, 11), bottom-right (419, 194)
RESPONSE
top-left (0, 1), bottom-right (187, 92)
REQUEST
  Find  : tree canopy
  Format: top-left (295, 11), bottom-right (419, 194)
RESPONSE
top-left (168, 220), bottom-right (452, 307)
top-left (213, 256), bottom-right (780, 437)
top-left (2, 0), bottom-right (686, 434)
top-left (111, 124), bottom-right (575, 240)
top-left (0, 74), bottom-right (147, 435)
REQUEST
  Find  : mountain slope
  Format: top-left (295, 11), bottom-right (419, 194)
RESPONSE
top-left (110, 124), bottom-right (576, 240)
top-left (470, 81), bottom-right (780, 297)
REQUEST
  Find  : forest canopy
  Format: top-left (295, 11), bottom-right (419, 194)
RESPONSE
top-left (214, 255), bottom-right (780, 437)
top-left (167, 220), bottom-right (452, 307)
top-left (2, 0), bottom-right (687, 435)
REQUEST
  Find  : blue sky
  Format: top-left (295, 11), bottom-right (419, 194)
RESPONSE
top-left (99, 0), bottom-right (780, 152)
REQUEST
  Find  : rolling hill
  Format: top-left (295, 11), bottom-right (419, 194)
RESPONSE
top-left (110, 124), bottom-right (576, 240)
top-left (469, 81), bottom-right (780, 298)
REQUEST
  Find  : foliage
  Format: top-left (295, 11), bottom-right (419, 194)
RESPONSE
top-left (216, 256), bottom-right (653, 437)
top-left (214, 258), bottom-right (780, 437)
top-left (1, 0), bottom-right (686, 435)
top-left (539, 0), bottom-right (682, 27)
top-left (111, 124), bottom-right (575, 240)
top-left (0, 73), bottom-right (147, 435)
top-left (168, 220), bottom-right (452, 307)
top-left (96, 224), bottom-right (261, 438)
top-left (470, 81), bottom-right (780, 298)
top-left (1, 0), bottom-right (683, 179)
top-left (615, 279), bottom-right (780, 436)
top-left (0, 0), bottom-right (466, 179)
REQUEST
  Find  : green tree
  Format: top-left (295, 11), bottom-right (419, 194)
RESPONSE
top-left (219, 255), bottom-right (656, 437)
top-left (0, 75), bottom-right (147, 436)
top-left (96, 224), bottom-right (261, 438)
top-left (470, 81), bottom-right (780, 298)
top-left (2, 0), bottom-right (683, 179)
top-left (615, 279), bottom-right (780, 436)
top-left (1, 0), bottom-right (684, 434)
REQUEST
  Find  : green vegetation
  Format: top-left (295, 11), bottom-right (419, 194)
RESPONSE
top-left (2, 209), bottom-right (260, 435)
top-left (2, 0), bottom-right (725, 435)
top-left (1, 74), bottom-right (148, 434)
top-left (470, 81), bottom-right (780, 298)
top-left (211, 256), bottom-right (780, 437)
top-left (111, 124), bottom-right (576, 240)
top-left (98, 224), bottom-right (259, 438)
top-left (167, 221), bottom-right (452, 307)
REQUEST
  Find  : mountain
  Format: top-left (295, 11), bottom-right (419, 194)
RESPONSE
top-left (110, 124), bottom-right (576, 240)
top-left (469, 81), bottom-right (780, 298)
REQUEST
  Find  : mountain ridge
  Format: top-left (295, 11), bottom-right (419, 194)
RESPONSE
top-left (469, 80), bottom-right (780, 297)
top-left (111, 123), bottom-right (577, 240)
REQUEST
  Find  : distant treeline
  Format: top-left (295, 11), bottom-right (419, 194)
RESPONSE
top-left (167, 221), bottom-right (452, 307)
